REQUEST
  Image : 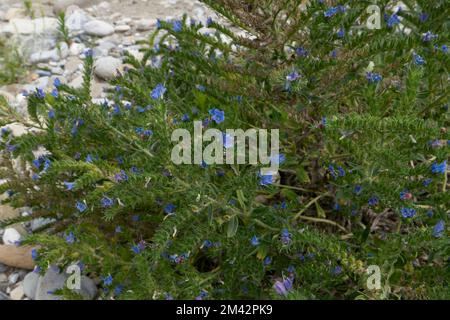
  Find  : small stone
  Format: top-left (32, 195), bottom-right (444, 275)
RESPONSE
top-left (65, 8), bottom-right (90, 32)
top-left (0, 263), bottom-right (7, 273)
top-left (23, 271), bottom-right (39, 299)
top-left (2, 228), bottom-right (22, 245)
top-left (10, 283), bottom-right (24, 300)
top-left (69, 42), bottom-right (85, 56)
top-left (136, 18), bottom-right (156, 31)
top-left (53, 0), bottom-right (92, 14)
top-left (84, 20), bottom-right (114, 37)
top-left (93, 56), bottom-right (122, 80)
top-left (115, 25), bottom-right (130, 33)
top-left (8, 272), bottom-right (20, 285)
top-left (0, 273), bottom-right (7, 283)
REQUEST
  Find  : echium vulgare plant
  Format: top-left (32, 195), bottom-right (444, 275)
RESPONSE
top-left (0, 0), bottom-right (449, 299)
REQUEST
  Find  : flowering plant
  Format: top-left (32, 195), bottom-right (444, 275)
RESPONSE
top-left (0, 0), bottom-right (448, 299)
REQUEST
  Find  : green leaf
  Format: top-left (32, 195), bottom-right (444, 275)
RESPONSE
top-left (226, 215), bottom-right (239, 238)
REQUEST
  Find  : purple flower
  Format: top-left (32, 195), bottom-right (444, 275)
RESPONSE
top-left (432, 220), bottom-right (445, 238)
top-left (115, 226), bottom-right (122, 233)
top-left (422, 31), bottom-right (437, 42)
top-left (114, 170), bottom-right (129, 183)
top-left (195, 290), bottom-right (208, 300)
top-left (331, 265), bottom-right (343, 276)
top-left (295, 47), bottom-right (308, 57)
top-left (419, 12), bottom-right (428, 23)
top-left (263, 256), bottom-right (272, 266)
top-left (131, 245), bottom-right (141, 254)
top-left (114, 285), bottom-right (123, 296)
top-left (50, 89), bottom-right (59, 98)
top-left (151, 83), bottom-right (167, 100)
top-left (337, 28), bottom-right (345, 38)
top-left (400, 190), bottom-right (412, 200)
top-left (354, 185), bottom-right (362, 195)
top-left (53, 78), bottom-right (61, 87)
top-left (208, 108), bottom-right (225, 124)
top-left (423, 178), bottom-right (433, 187)
top-left (206, 17), bottom-right (213, 27)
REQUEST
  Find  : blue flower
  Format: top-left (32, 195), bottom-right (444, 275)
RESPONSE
top-left (83, 48), bottom-right (93, 57)
top-left (208, 108), bottom-right (225, 124)
top-left (422, 31), bottom-right (437, 42)
top-left (195, 290), bottom-right (208, 300)
top-left (196, 84), bottom-right (205, 92)
top-left (156, 19), bottom-right (162, 29)
top-left (296, 47), bottom-right (308, 57)
top-left (419, 12), bottom-right (428, 23)
top-left (114, 170), bottom-right (128, 183)
top-left (65, 232), bottom-right (75, 244)
top-left (202, 240), bottom-right (213, 249)
top-left (331, 266), bottom-right (343, 276)
top-left (63, 181), bottom-right (75, 191)
top-left (172, 20), bottom-right (182, 32)
top-left (164, 292), bottom-right (174, 300)
top-left (442, 45), bottom-right (448, 54)
top-left (368, 196), bottom-right (379, 206)
top-left (413, 53), bottom-right (425, 65)
top-left (114, 285), bottom-right (123, 296)
top-left (431, 161), bottom-right (447, 174)
top-left (273, 280), bottom-right (289, 296)
top-left (263, 256), bottom-right (272, 266)
top-left (48, 109), bottom-right (55, 119)
top-left (50, 89), bottom-right (59, 98)
top-left (35, 88), bottom-right (45, 99)
top-left (432, 220), bottom-right (445, 238)
top-left (101, 196), bottom-right (114, 208)
top-left (423, 178), bottom-right (433, 187)
top-left (400, 207), bottom-right (416, 218)
top-left (151, 83), bottom-right (167, 100)
top-left (131, 245), bottom-right (141, 254)
top-left (31, 173), bottom-right (40, 181)
top-left (337, 28), bottom-right (345, 38)
top-left (387, 13), bottom-right (400, 28)
top-left (354, 185), bottom-right (362, 195)
top-left (76, 201), bottom-right (87, 212)
top-left (271, 153), bottom-right (286, 165)
top-left (324, 7), bottom-right (338, 18)
top-left (259, 173), bottom-right (275, 186)
top-left (31, 249), bottom-right (38, 260)
top-left (164, 203), bottom-right (176, 214)
top-left (366, 72), bottom-right (382, 83)
top-left (85, 154), bottom-right (93, 163)
top-left (250, 235), bottom-right (260, 246)
top-left (206, 17), bottom-right (213, 27)
top-left (103, 274), bottom-right (113, 286)
top-left (181, 113), bottom-right (190, 122)
top-left (337, 166), bottom-right (345, 177)
top-left (115, 226), bottom-right (122, 233)
top-left (286, 71), bottom-right (300, 82)
top-left (53, 78), bottom-right (61, 87)
top-left (281, 229), bottom-right (291, 245)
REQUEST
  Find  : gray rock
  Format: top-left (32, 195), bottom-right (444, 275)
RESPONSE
top-left (53, 0), bottom-right (95, 14)
top-left (65, 8), bottom-right (90, 32)
top-left (34, 266), bottom-right (97, 300)
top-left (73, 276), bottom-right (97, 299)
top-left (115, 25), bottom-right (130, 33)
top-left (30, 218), bottom-right (56, 232)
top-left (93, 56), bottom-right (122, 80)
top-left (136, 19), bottom-right (156, 31)
top-left (1, 18), bottom-right (59, 36)
top-left (8, 272), bottom-right (20, 285)
top-left (23, 271), bottom-right (39, 299)
top-left (0, 263), bottom-right (7, 273)
top-left (0, 291), bottom-right (9, 300)
top-left (29, 42), bottom-right (69, 64)
top-left (84, 20), bottom-right (114, 37)
top-left (34, 266), bottom-right (67, 300)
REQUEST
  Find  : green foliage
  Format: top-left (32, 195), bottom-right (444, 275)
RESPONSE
top-left (57, 12), bottom-right (71, 46)
top-left (0, 37), bottom-right (26, 85)
top-left (0, 0), bottom-right (449, 300)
